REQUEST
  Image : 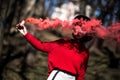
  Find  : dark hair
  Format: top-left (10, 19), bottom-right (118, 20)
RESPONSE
top-left (79, 35), bottom-right (93, 43)
top-left (73, 15), bottom-right (92, 43)
top-left (72, 33), bottom-right (93, 43)
top-left (74, 14), bottom-right (90, 21)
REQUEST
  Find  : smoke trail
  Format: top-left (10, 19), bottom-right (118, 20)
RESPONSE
top-left (24, 17), bottom-right (120, 44)
top-left (106, 22), bottom-right (120, 44)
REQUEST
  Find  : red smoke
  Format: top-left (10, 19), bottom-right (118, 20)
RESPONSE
top-left (107, 22), bottom-right (120, 43)
top-left (24, 17), bottom-right (120, 43)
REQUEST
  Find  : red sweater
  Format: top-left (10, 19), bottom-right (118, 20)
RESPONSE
top-left (24, 32), bottom-right (90, 80)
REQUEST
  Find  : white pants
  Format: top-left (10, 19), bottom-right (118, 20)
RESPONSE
top-left (47, 70), bottom-right (76, 80)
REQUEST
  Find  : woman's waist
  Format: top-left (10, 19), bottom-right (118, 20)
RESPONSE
top-left (53, 68), bottom-right (77, 77)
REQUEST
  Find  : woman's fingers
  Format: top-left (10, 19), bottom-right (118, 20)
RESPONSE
top-left (16, 20), bottom-right (25, 30)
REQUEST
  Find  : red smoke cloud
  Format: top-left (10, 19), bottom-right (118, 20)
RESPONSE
top-left (24, 17), bottom-right (120, 44)
top-left (107, 23), bottom-right (120, 43)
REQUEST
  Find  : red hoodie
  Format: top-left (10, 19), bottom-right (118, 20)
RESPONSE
top-left (24, 32), bottom-right (90, 80)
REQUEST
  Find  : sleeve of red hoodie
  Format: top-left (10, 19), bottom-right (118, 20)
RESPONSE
top-left (77, 65), bottom-right (86, 80)
top-left (77, 50), bottom-right (89, 80)
top-left (24, 32), bottom-right (57, 53)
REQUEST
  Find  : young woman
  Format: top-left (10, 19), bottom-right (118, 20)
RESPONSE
top-left (16, 15), bottom-right (92, 80)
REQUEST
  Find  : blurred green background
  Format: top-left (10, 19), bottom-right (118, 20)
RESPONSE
top-left (0, 0), bottom-right (120, 80)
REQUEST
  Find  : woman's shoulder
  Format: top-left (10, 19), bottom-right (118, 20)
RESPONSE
top-left (53, 38), bottom-right (72, 44)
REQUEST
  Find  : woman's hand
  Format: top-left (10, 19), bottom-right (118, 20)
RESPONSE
top-left (16, 20), bottom-right (28, 36)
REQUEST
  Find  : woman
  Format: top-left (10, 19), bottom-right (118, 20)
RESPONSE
top-left (16, 15), bottom-right (92, 80)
